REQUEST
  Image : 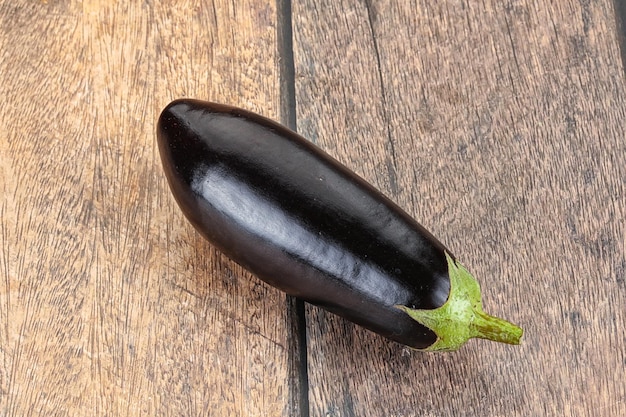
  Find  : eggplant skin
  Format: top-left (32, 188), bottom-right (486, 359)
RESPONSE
top-left (157, 99), bottom-right (452, 349)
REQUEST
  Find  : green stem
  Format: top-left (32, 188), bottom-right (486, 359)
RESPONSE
top-left (397, 253), bottom-right (523, 352)
top-left (471, 310), bottom-right (523, 346)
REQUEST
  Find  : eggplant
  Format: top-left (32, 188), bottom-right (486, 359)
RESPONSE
top-left (156, 99), bottom-right (522, 351)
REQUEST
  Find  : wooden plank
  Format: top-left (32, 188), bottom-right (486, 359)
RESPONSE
top-left (293, 0), bottom-right (626, 416)
top-left (0, 1), bottom-right (295, 416)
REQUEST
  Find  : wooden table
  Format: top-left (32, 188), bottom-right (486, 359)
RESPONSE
top-left (2, 1), bottom-right (625, 415)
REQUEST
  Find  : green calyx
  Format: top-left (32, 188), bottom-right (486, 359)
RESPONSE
top-left (397, 253), bottom-right (523, 352)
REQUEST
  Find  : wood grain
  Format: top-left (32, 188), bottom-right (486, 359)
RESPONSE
top-left (0, 1), bottom-right (293, 416)
top-left (1, 0), bottom-right (626, 416)
top-left (293, 0), bottom-right (626, 416)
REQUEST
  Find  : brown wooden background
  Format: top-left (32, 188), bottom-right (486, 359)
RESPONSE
top-left (1, 0), bottom-right (625, 416)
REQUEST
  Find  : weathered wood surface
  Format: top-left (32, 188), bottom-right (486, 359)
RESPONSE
top-left (294, 1), bottom-right (626, 416)
top-left (0, 1), bottom-right (294, 416)
top-left (1, 0), bottom-right (625, 416)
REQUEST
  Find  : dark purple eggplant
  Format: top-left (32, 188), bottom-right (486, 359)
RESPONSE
top-left (156, 99), bottom-right (522, 351)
